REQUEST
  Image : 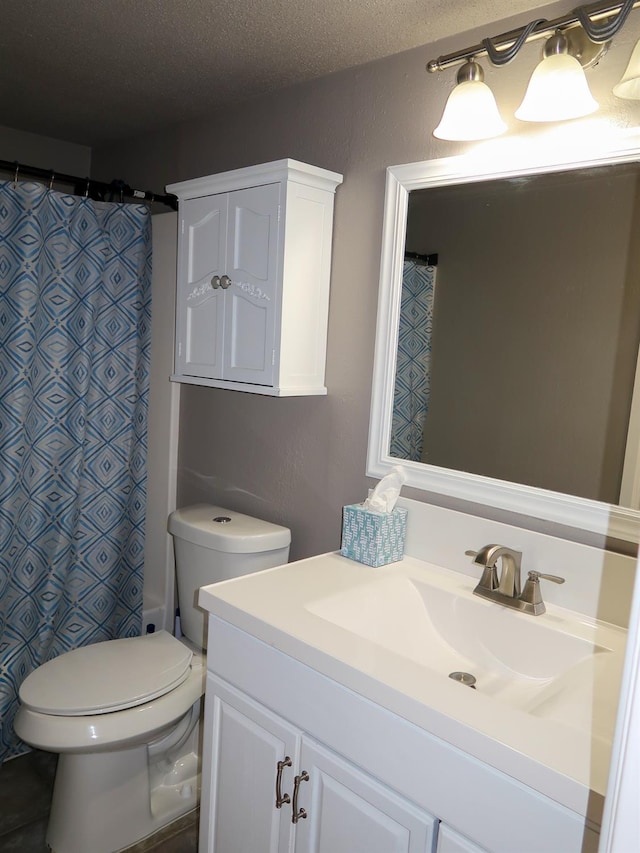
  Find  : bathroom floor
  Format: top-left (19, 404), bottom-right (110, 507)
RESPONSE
top-left (0, 750), bottom-right (199, 852)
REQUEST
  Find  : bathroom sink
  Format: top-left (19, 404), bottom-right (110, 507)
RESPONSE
top-left (305, 570), bottom-right (612, 715)
top-left (200, 548), bottom-right (629, 802)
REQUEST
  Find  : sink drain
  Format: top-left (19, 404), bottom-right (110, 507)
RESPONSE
top-left (449, 671), bottom-right (477, 689)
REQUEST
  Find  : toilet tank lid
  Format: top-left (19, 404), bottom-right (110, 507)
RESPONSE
top-left (168, 504), bottom-right (291, 553)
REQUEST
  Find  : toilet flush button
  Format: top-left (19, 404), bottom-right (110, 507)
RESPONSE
top-left (213, 516), bottom-right (232, 523)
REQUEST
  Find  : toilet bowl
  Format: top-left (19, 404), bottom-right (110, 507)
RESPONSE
top-left (16, 632), bottom-right (205, 853)
top-left (14, 505), bottom-right (291, 853)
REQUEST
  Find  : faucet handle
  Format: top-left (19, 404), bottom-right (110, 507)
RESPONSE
top-left (527, 571), bottom-right (565, 585)
top-left (465, 545), bottom-right (500, 564)
top-left (465, 548), bottom-right (498, 590)
top-left (519, 571), bottom-right (565, 614)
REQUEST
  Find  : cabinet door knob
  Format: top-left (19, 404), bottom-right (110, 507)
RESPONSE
top-left (220, 274), bottom-right (232, 289)
top-left (291, 770), bottom-right (309, 823)
top-left (211, 275), bottom-right (221, 289)
top-left (275, 756), bottom-right (292, 809)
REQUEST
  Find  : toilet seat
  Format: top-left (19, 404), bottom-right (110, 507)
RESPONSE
top-left (19, 631), bottom-right (192, 716)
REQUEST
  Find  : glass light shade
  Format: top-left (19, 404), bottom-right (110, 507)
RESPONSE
top-left (614, 39), bottom-right (640, 99)
top-left (433, 80), bottom-right (507, 141)
top-left (515, 53), bottom-right (599, 122)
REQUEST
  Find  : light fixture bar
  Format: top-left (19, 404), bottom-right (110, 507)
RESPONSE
top-left (427, 0), bottom-right (640, 72)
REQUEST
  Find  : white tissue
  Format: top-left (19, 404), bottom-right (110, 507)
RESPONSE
top-left (363, 466), bottom-right (406, 513)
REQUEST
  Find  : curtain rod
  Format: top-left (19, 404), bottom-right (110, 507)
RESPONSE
top-left (0, 159), bottom-right (178, 210)
top-left (405, 251), bottom-right (438, 266)
top-left (427, 0), bottom-right (640, 71)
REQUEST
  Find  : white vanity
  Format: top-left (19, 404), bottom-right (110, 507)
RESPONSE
top-left (197, 498), bottom-right (633, 853)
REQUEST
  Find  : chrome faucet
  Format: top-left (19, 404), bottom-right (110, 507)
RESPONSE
top-left (465, 545), bottom-right (565, 615)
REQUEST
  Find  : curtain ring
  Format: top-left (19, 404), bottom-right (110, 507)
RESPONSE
top-left (13, 161), bottom-right (19, 184)
top-left (48, 171), bottom-right (55, 190)
top-left (84, 177), bottom-right (90, 198)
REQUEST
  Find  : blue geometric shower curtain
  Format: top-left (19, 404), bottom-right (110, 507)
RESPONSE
top-left (390, 260), bottom-right (436, 461)
top-left (0, 181), bottom-right (152, 762)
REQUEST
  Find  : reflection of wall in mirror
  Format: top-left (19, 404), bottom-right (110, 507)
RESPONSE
top-left (402, 165), bottom-right (640, 505)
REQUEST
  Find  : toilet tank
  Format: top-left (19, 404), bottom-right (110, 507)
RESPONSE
top-left (168, 504), bottom-right (291, 649)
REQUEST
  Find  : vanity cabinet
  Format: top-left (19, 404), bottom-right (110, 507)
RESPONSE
top-left (436, 825), bottom-right (486, 853)
top-left (167, 159), bottom-right (342, 396)
top-left (201, 673), bottom-right (436, 853)
top-left (200, 613), bottom-right (599, 853)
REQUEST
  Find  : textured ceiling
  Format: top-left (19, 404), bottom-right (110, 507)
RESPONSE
top-left (2, 0), bottom-right (549, 147)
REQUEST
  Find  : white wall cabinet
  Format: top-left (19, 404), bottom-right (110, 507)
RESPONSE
top-left (200, 674), bottom-right (436, 853)
top-left (167, 159), bottom-right (342, 396)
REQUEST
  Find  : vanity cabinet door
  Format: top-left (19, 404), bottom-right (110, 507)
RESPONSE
top-left (199, 674), bottom-right (299, 853)
top-left (293, 737), bottom-right (436, 853)
top-left (437, 824), bottom-right (487, 853)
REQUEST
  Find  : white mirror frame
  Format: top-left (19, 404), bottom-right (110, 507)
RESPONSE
top-left (367, 134), bottom-right (640, 544)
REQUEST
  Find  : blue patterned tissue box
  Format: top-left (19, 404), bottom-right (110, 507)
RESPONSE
top-left (340, 504), bottom-right (408, 567)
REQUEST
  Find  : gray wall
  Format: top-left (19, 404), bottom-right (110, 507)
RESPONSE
top-left (0, 123), bottom-right (91, 175)
top-left (92, 1), bottom-right (640, 559)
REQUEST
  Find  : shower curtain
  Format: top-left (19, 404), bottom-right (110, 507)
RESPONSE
top-left (0, 181), bottom-right (152, 762)
top-left (390, 259), bottom-right (436, 462)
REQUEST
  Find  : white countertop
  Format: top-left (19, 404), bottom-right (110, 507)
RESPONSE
top-left (199, 551), bottom-right (627, 816)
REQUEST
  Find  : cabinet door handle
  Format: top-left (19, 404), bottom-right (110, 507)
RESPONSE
top-left (220, 274), bottom-right (232, 289)
top-left (275, 756), bottom-right (292, 809)
top-left (211, 275), bottom-right (221, 289)
top-left (291, 770), bottom-right (309, 823)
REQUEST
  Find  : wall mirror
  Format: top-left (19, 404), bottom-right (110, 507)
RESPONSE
top-left (367, 135), bottom-right (640, 543)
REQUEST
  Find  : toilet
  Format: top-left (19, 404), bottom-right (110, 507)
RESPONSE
top-left (14, 504), bottom-right (291, 853)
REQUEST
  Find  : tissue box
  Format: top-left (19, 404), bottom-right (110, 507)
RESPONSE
top-left (340, 504), bottom-right (408, 567)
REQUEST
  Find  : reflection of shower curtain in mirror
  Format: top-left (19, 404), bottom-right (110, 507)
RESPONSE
top-left (390, 260), bottom-right (436, 461)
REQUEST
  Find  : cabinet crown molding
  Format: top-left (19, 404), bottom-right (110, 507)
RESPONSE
top-left (167, 158), bottom-right (343, 200)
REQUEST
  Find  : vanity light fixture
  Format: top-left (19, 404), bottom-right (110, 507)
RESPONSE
top-left (515, 31), bottom-right (599, 121)
top-left (433, 59), bottom-right (507, 140)
top-left (614, 37), bottom-right (640, 96)
top-left (427, 0), bottom-right (638, 138)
